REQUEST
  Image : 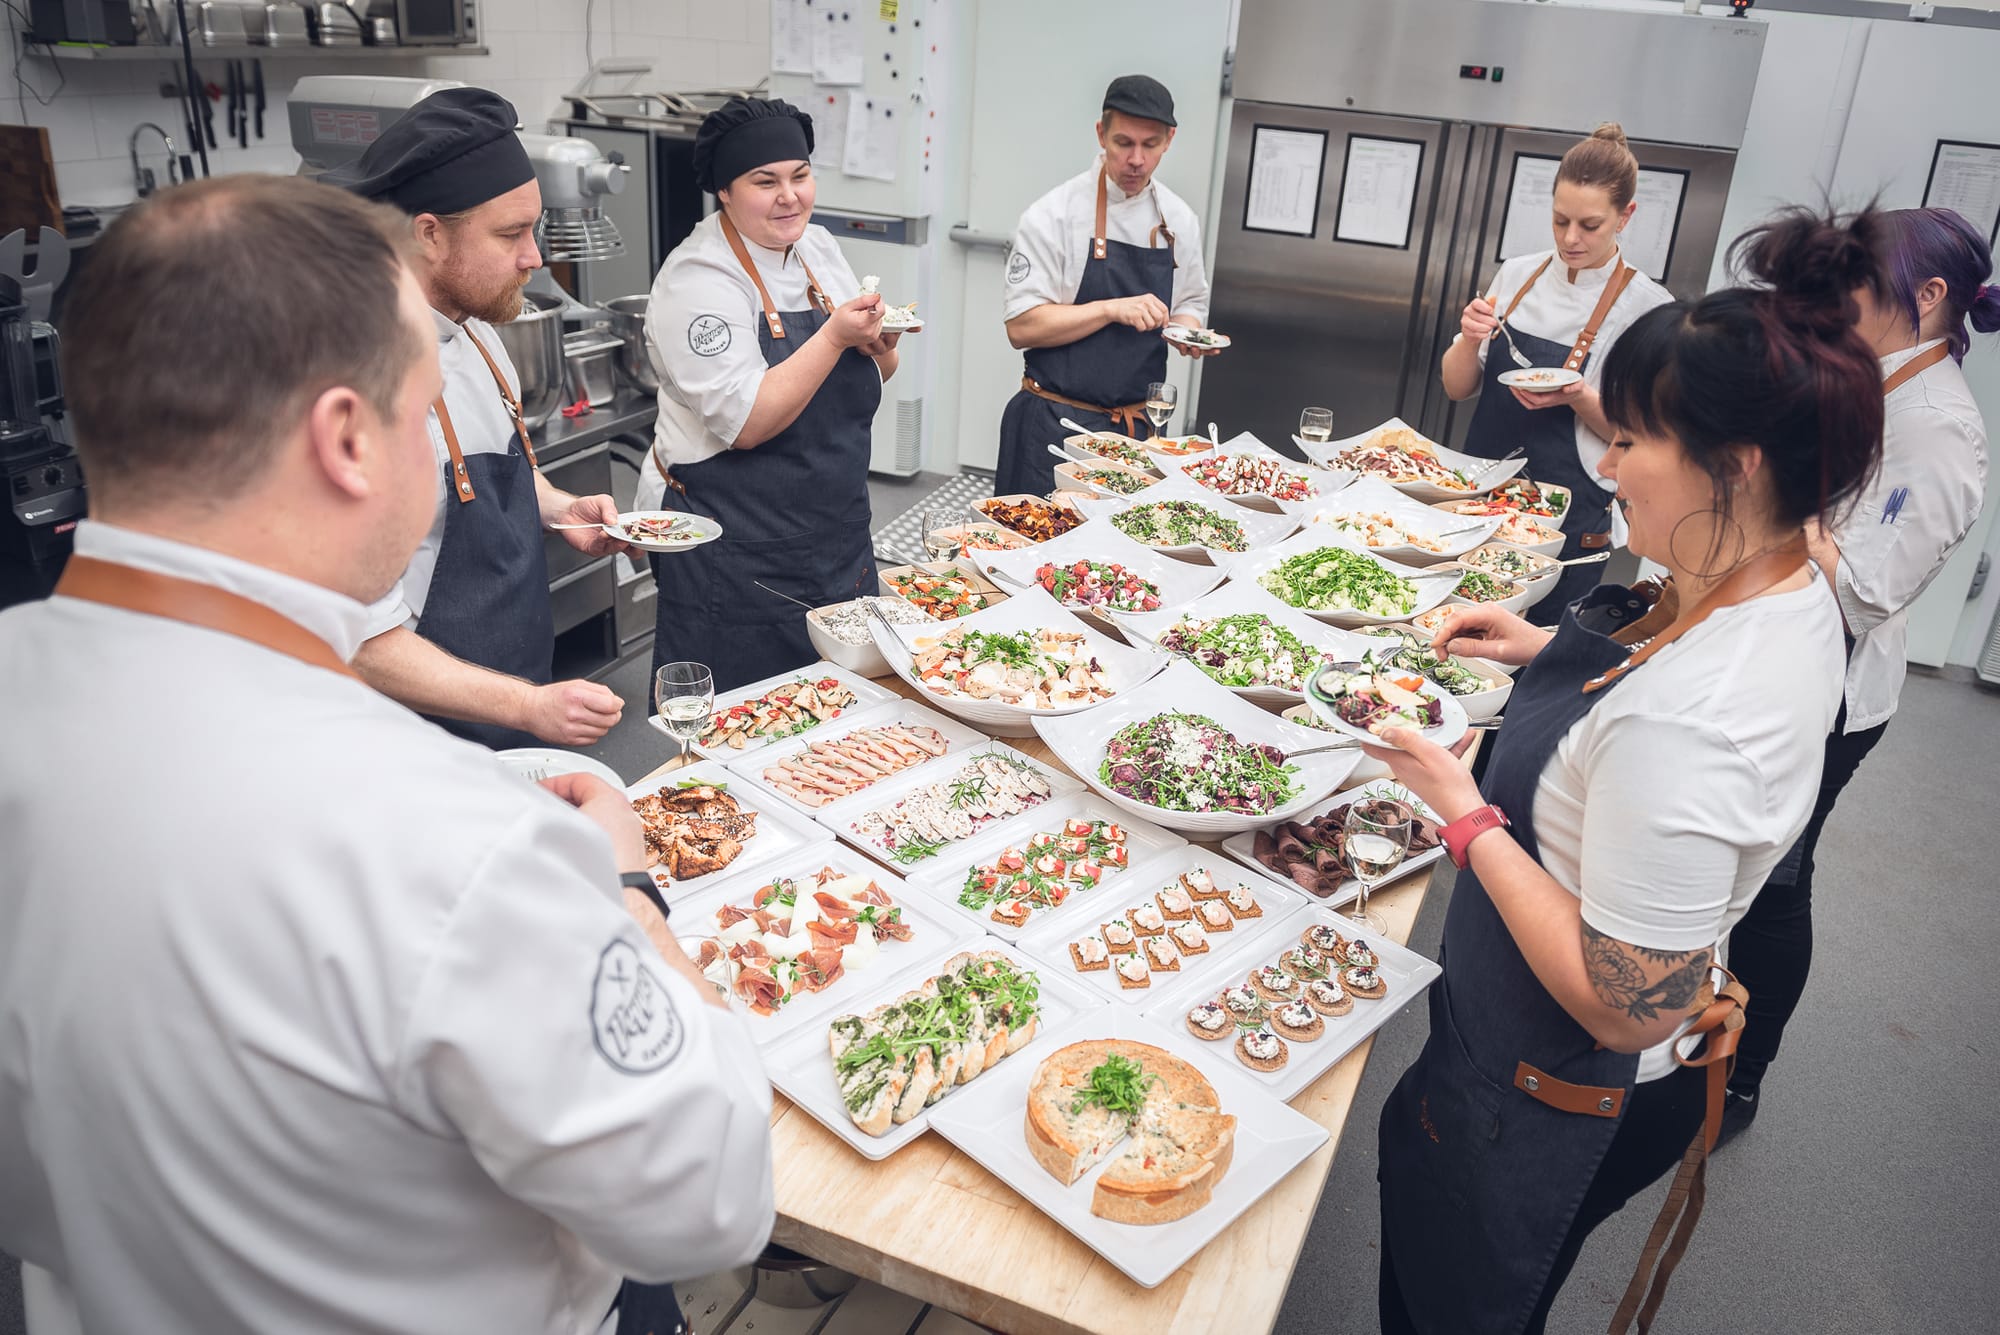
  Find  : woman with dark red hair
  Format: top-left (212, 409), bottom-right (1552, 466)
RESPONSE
top-left (1722, 207), bottom-right (1995, 1140)
top-left (1365, 210), bottom-right (1890, 1335)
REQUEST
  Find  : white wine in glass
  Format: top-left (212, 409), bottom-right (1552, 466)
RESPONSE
top-left (656, 661), bottom-right (715, 764)
top-left (921, 506), bottom-right (971, 563)
top-left (1299, 406), bottom-right (1335, 444)
top-left (1343, 796), bottom-right (1412, 935)
top-left (1145, 381), bottom-right (1178, 434)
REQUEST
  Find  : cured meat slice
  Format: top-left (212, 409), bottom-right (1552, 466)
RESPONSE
top-left (809, 919), bottom-right (859, 950)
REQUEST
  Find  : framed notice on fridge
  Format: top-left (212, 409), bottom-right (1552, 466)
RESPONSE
top-left (1495, 152), bottom-right (1686, 282)
top-left (1243, 125), bottom-right (1328, 237)
top-left (1923, 140), bottom-right (2000, 246)
top-left (1334, 135), bottom-right (1425, 250)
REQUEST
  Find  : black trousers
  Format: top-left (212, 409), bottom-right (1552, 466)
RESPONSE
top-left (1725, 714), bottom-right (1889, 1096)
top-left (1379, 1061), bottom-right (1706, 1335)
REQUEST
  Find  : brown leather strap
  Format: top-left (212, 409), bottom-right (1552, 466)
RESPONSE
top-left (1612, 579), bottom-right (1679, 647)
top-left (1513, 1062), bottom-right (1624, 1118)
top-left (56, 554), bottom-right (360, 681)
top-left (432, 395), bottom-right (477, 505)
top-left (1566, 260), bottom-right (1637, 373)
top-left (459, 323), bottom-right (539, 468)
top-left (1579, 531), bottom-right (1612, 550)
top-left (1497, 257), bottom-right (1554, 324)
top-left (719, 211), bottom-right (832, 341)
top-left (1091, 168), bottom-right (1177, 267)
top-left (1092, 169), bottom-right (1110, 262)
top-left (1020, 374), bottom-right (1150, 438)
top-left (649, 445), bottom-right (688, 496)
top-left (1583, 540), bottom-right (1808, 693)
top-left (1881, 342), bottom-right (1950, 396)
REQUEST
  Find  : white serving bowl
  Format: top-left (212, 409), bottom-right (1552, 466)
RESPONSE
top-left (1228, 528), bottom-right (1461, 628)
top-left (1077, 474), bottom-right (1299, 564)
top-left (1297, 416), bottom-right (1526, 501)
top-left (1170, 434), bottom-right (1354, 515)
top-left (1431, 503), bottom-right (1567, 559)
top-left (1054, 457), bottom-right (1164, 500)
top-left (1434, 562), bottom-right (1534, 617)
top-left (978, 517), bottom-right (1228, 634)
top-left (1291, 475), bottom-right (1504, 566)
top-left (1111, 578), bottom-right (1381, 709)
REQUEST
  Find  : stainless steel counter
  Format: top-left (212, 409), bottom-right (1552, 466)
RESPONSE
top-left (534, 391), bottom-right (659, 669)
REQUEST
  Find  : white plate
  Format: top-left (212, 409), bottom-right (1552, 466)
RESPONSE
top-left (1289, 476), bottom-right (1505, 566)
top-left (1297, 417), bottom-right (1526, 502)
top-left (1276, 703), bottom-right (1390, 786)
top-left (1032, 658), bottom-right (1363, 837)
top-left (672, 846), bottom-right (981, 1048)
top-left (979, 518), bottom-right (1228, 632)
top-left (720, 699), bottom-right (989, 817)
top-left (1229, 528), bottom-right (1462, 628)
top-left (763, 939), bottom-right (1110, 1161)
top-left (1497, 366), bottom-right (1582, 390)
top-left (1111, 580), bottom-right (1383, 709)
top-left (1161, 325), bottom-right (1232, 350)
top-left (1082, 475), bottom-right (1299, 564)
top-left (1431, 504), bottom-right (1568, 558)
top-left (814, 740), bottom-right (1085, 872)
top-left (1171, 436), bottom-right (1352, 515)
top-left (622, 761), bottom-right (835, 904)
top-left (1302, 660), bottom-right (1471, 750)
top-left (1057, 432), bottom-right (1165, 476)
top-left (495, 748), bottom-right (625, 789)
top-left (867, 586), bottom-right (1167, 738)
top-left (671, 662), bottom-right (901, 762)
top-left (879, 310), bottom-right (924, 332)
top-left (901, 792), bottom-right (1187, 942)
top-left (1138, 900), bottom-right (1442, 1104)
top-left (1219, 779), bottom-right (1446, 909)
top-left (1014, 847), bottom-right (1308, 1006)
top-left (1053, 459), bottom-right (1163, 501)
top-left (925, 1008), bottom-right (1329, 1289)
top-left (1343, 627), bottom-right (1515, 722)
top-left (1140, 434), bottom-right (1219, 471)
top-left (609, 509), bottom-right (723, 552)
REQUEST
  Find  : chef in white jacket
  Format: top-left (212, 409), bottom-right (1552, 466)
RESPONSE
top-left (0, 176), bottom-right (773, 1335)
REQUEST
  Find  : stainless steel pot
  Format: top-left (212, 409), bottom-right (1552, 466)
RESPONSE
top-left (494, 292), bottom-right (565, 428)
top-left (600, 294), bottom-right (659, 394)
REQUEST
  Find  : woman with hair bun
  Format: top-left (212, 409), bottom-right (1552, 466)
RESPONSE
top-left (1722, 207), bottom-right (1993, 1141)
top-left (1369, 209), bottom-right (1887, 1335)
top-left (1440, 123), bottom-right (1676, 624)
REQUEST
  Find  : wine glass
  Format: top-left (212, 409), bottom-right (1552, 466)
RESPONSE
top-left (921, 505), bottom-right (973, 565)
top-left (1343, 795), bottom-right (1413, 935)
top-left (655, 661), bottom-right (714, 766)
top-left (1145, 381), bottom-right (1178, 437)
top-left (1299, 406), bottom-right (1335, 445)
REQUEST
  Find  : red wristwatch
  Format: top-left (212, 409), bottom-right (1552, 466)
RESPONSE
top-left (1440, 805), bottom-right (1511, 869)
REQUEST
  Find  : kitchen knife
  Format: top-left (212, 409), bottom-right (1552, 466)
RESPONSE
top-left (252, 61), bottom-right (265, 140)
top-left (225, 62), bottom-right (239, 144)
top-left (234, 62), bottom-right (248, 149)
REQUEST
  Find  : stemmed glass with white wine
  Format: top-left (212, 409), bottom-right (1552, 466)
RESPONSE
top-left (1299, 406), bottom-right (1335, 446)
top-left (1145, 381), bottom-right (1178, 438)
top-left (921, 505), bottom-right (974, 564)
top-left (655, 661), bottom-right (714, 765)
top-left (1343, 793), bottom-right (1414, 935)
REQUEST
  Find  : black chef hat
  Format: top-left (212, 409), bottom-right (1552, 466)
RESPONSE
top-left (324, 87), bottom-right (536, 217)
top-left (693, 97), bottom-right (815, 195)
top-left (1102, 74), bottom-right (1177, 129)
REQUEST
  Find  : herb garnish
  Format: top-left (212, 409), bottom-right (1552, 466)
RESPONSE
top-left (1069, 1053), bottom-right (1161, 1117)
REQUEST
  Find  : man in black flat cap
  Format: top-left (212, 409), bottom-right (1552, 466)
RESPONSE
top-left (992, 74), bottom-right (1213, 499)
top-left (331, 86), bottom-right (629, 751)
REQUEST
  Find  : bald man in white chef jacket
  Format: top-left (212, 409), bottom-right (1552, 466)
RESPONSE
top-left (0, 177), bottom-right (773, 1335)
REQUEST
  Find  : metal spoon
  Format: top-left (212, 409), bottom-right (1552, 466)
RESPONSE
top-left (1556, 551), bottom-right (1612, 567)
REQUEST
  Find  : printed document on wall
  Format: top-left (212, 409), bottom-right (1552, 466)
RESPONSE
top-left (844, 97), bottom-right (901, 183)
top-left (811, 7), bottom-right (867, 86)
top-left (810, 91), bottom-right (851, 172)
top-left (1335, 136), bottom-right (1423, 249)
top-left (1497, 155), bottom-right (1560, 263)
top-left (772, 0), bottom-right (813, 75)
top-left (1925, 141), bottom-right (2000, 245)
top-left (1620, 169), bottom-right (1686, 281)
top-left (1244, 126), bottom-right (1326, 236)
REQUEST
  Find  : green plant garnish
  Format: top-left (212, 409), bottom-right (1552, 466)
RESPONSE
top-left (1070, 1053), bottom-right (1161, 1116)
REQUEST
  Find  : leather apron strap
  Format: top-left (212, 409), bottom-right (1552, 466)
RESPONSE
top-left (432, 321), bottom-right (542, 506)
top-left (1882, 342), bottom-right (1950, 396)
top-left (1095, 167), bottom-right (1178, 265)
top-left (433, 395), bottom-right (478, 505)
top-left (719, 211), bottom-right (832, 341)
top-left (459, 323), bottom-right (539, 468)
top-left (56, 554), bottom-right (360, 681)
top-left (1496, 255), bottom-right (1637, 373)
top-left (1018, 373), bottom-right (1150, 438)
top-left (1584, 540), bottom-right (1808, 693)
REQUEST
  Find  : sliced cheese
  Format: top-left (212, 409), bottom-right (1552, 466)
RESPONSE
top-left (845, 921), bottom-right (879, 970)
top-left (716, 918), bottom-right (761, 948)
top-left (759, 929), bottom-right (800, 960)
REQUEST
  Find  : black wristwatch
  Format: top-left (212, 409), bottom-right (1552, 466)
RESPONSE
top-left (620, 871), bottom-right (671, 921)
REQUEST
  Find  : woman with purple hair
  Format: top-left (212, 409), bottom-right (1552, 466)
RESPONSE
top-left (1722, 207), bottom-right (1997, 1143)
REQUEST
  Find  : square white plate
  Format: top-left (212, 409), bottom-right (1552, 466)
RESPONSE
top-left (1014, 847), bottom-right (1308, 1007)
top-left (925, 1007), bottom-right (1329, 1289)
top-left (1031, 658), bottom-right (1362, 837)
top-left (1074, 475), bottom-right (1299, 564)
top-left (1138, 899), bottom-right (1442, 1103)
top-left (866, 585), bottom-right (1168, 738)
top-left (762, 938), bottom-right (1110, 1161)
top-left (669, 662), bottom-right (901, 763)
top-left (719, 700), bottom-right (989, 817)
top-left (671, 846), bottom-right (981, 1049)
top-left (813, 741), bottom-right (1084, 872)
top-left (978, 517), bottom-right (1228, 632)
top-left (1169, 433), bottom-right (1356, 515)
top-left (1297, 417), bottom-right (1526, 502)
top-left (1110, 580), bottom-right (1384, 709)
top-left (622, 762), bottom-right (834, 905)
top-left (900, 792), bottom-right (1187, 942)
top-left (1219, 779), bottom-right (1447, 909)
top-left (1228, 527), bottom-right (1462, 628)
top-left (1288, 475), bottom-right (1505, 565)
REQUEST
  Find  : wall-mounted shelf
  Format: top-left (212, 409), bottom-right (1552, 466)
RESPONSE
top-left (24, 41), bottom-right (486, 62)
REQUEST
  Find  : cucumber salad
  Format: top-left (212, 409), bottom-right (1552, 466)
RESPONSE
top-left (1156, 613), bottom-right (1328, 693)
top-left (1257, 546), bottom-right (1420, 617)
top-left (1099, 711), bottom-right (1299, 815)
top-left (1110, 499), bottom-right (1249, 552)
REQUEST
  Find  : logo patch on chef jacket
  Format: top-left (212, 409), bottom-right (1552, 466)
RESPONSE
top-left (688, 314), bottom-right (732, 357)
top-left (1006, 250), bottom-right (1032, 285)
top-left (590, 939), bottom-right (685, 1074)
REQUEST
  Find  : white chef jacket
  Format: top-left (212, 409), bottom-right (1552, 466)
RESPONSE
top-left (1833, 340), bottom-right (1988, 732)
top-left (1003, 155), bottom-right (1210, 325)
top-left (0, 521), bottom-right (775, 1335)
top-left (1531, 579), bottom-right (1845, 1080)
top-left (639, 213), bottom-right (868, 503)
top-left (1460, 247), bottom-right (1674, 492)
top-left (364, 308), bottom-right (534, 639)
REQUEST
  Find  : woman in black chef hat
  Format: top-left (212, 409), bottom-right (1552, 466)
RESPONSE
top-left (638, 96), bottom-right (901, 692)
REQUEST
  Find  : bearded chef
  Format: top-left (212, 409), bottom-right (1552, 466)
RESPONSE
top-left (992, 74), bottom-right (1212, 499)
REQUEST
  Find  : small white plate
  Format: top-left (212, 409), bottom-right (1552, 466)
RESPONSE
top-left (813, 740), bottom-right (1084, 872)
top-left (1111, 580), bottom-right (1382, 709)
top-left (1230, 528), bottom-right (1462, 628)
top-left (671, 662), bottom-right (900, 762)
top-left (1220, 779), bottom-right (1446, 909)
top-left (609, 509), bottom-right (723, 552)
top-left (1344, 626), bottom-right (1515, 721)
top-left (1162, 325), bottom-right (1232, 350)
top-left (1497, 366), bottom-right (1582, 390)
top-left (721, 699), bottom-right (988, 817)
top-left (1302, 661), bottom-right (1471, 750)
top-left (495, 748), bottom-right (625, 789)
top-left (925, 1008), bottom-right (1329, 1289)
top-left (622, 761), bottom-right (834, 904)
top-left (1298, 417), bottom-right (1526, 502)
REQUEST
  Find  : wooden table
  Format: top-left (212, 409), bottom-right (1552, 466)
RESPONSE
top-left (639, 675), bottom-right (1447, 1335)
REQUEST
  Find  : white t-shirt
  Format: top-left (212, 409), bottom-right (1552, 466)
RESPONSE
top-left (1529, 579), bottom-right (1846, 1080)
top-left (1834, 340), bottom-right (1988, 732)
top-left (364, 309), bottom-right (531, 639)
top-left (1459, 247), bottom-right (1674, 491)
top-left (639, 213), bottom-right (867, 505)
top-left (1003, 156), bottom-right (1210, 324)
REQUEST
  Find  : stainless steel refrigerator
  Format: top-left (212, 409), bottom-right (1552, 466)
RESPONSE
top-left (1201, 0), bottom-right (1767, 453)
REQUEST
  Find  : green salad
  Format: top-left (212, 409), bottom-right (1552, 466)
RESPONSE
top-left (1451, 569), bottom-right (1518, 604)
top-left (1157, 613), bottom-right (1325, 692)
top-left (1257, 546), bottom-right (1419, 617)
top-left (1100, 711), bottom-right (1299, 814)
top-left (1356, 628), bottom-right (1498, 697)
top-left (1110, 499), bottom-right (1248, 552)
top-left (1081, 467), bottom-right (1152, 496)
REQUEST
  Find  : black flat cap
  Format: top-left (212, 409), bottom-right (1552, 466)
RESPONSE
top-left (324, 87), bottom-right (535, 217)
top-left (1102, 75), bottom-right (1176, 129)
top-left (693, 97), bottom-right (815, 194)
